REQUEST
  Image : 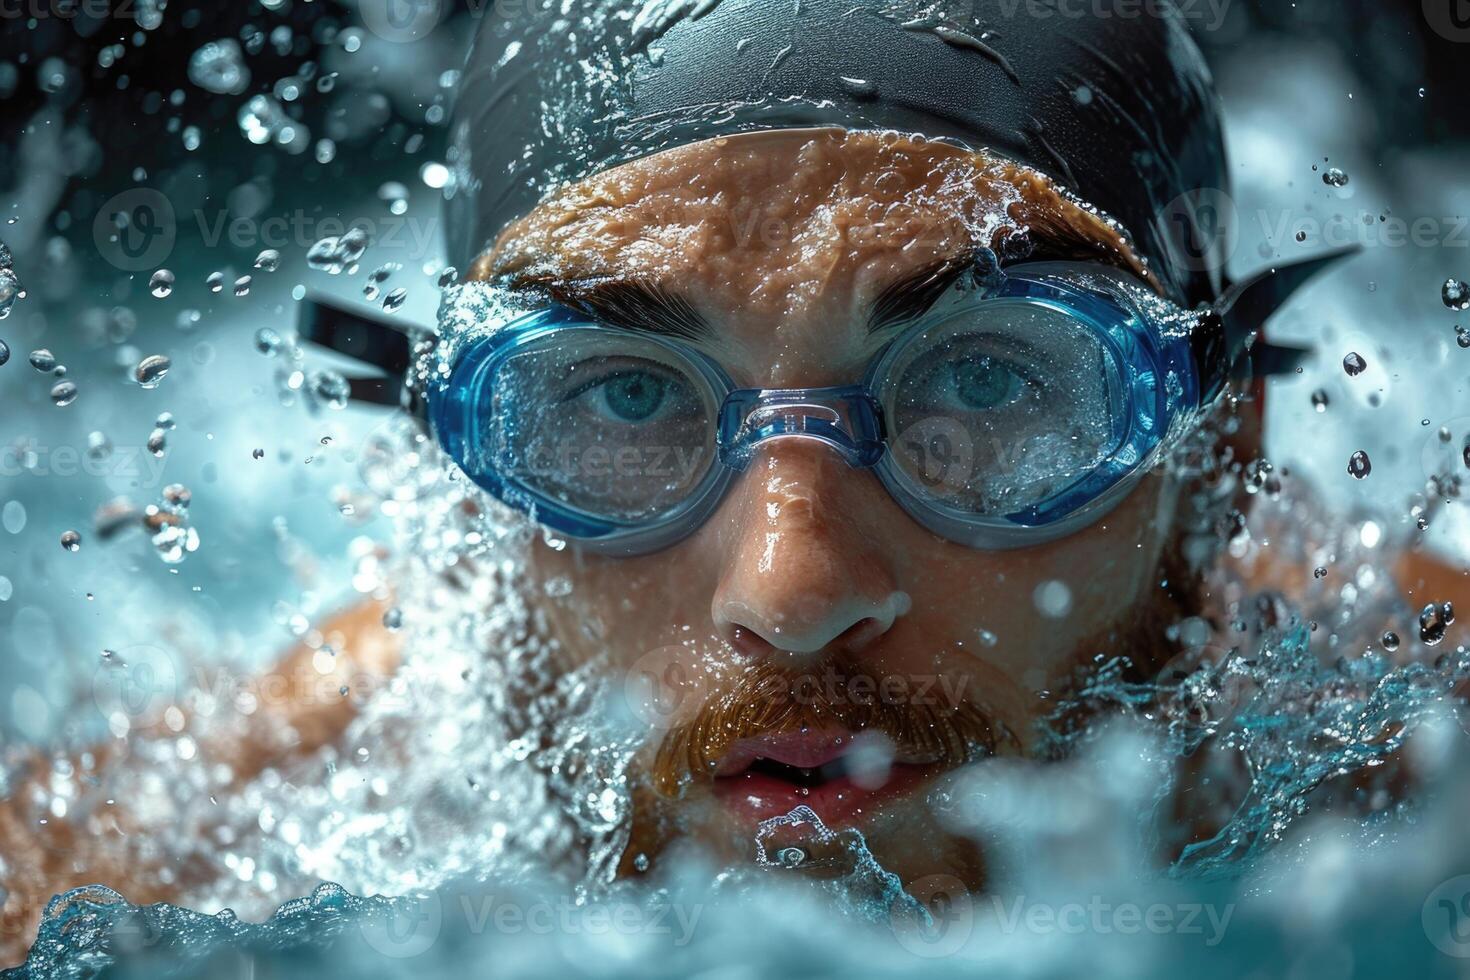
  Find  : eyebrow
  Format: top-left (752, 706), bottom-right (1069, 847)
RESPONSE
top-left (866, 253), bottom-right (977, 335)
top-left (491, 227), bottom-right (1137, 343)
top-left (495, 273), bottom-right (712, 342)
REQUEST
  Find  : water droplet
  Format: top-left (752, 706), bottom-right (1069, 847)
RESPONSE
top-left (29, 348), bottom-right (56, 372)
top-left (1343, 351), bottom-right (1367, 376)
top-left (1347, 450), bottom-right (1372, 479)
top-left (1033, 579), bottom-right (1073, 619)
top-left (0, 268), bottom-right (21, 321)
top-left (632, 852), bottom-right (650, 873)
top-left (1311, 389), bottom-right (1329, 413)
top-left (149, 269), bottom-right (175, 298)
top-left (188, 38), bottom-right (251, 95)
top-left (382, 287), bottom-right (407, 313)
top-left (254, 327), bottom-right (284, 356)
top-left (87, 432), bottom-right (112, 460)
top-left (1420, 602), bottom-right (1454, 646)
top-left (252, 448), bottom-right (265, 460)
top-left (1313, 566), bottom-right (1328, 579)
top-left (206, 271), bottom-right (225, 293)
top-left (1322, 167), bottom-right (1349, 187)
top-left (382, 607), bottom-right (403, 631)
top-left (147, 429), bottom-right (168, 457)
top-left (1456, 325), bottom-right (1470, 349)
top-left (1381, 631), bottom-right (1400, 652)
top-left (310, 370), bottom-right (351, 410)
top-left (306, 227), bottom-right (369, 275)
top-left (50, 380), bottom-right (78, 406)
top-left (134, 354), bottom-right (171, 388)
top-left (253, 249), bottom-right (280, 272)
top-left (1443, 279), bottom-right (1470, 311)
top-left (0, 340), bottom-right (8, 366)
top-left (437, 267), bottom-right (458, 288)
top-left (60, 530), bottom-right (81, 552)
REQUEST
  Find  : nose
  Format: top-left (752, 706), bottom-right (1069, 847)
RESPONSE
top-left (712, 440), bottom-right (909, 658)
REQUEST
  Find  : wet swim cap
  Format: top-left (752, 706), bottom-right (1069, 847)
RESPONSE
top-left (447, 0), bottom-right (1228, 306)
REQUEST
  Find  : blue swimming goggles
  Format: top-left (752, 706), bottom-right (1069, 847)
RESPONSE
top-left (300, 247), bottom-right (1356, 556)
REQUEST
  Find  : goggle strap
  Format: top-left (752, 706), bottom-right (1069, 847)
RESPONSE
top-left (1195, 243), bottom-right (1362, 400)
top-left (1216, 244), bottom-right (1363, 362)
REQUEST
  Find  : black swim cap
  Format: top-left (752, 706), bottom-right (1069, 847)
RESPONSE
top-left (447, 0), bottom-right (1228, 305)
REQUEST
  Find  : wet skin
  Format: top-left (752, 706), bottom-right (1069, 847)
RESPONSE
top-left (469, 129), bottom-right (1190, 884)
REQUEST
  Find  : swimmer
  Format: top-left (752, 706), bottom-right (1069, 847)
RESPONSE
top-left (2, 0), bottom-right (1463, 963)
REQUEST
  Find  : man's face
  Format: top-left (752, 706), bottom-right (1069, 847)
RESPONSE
top-left (467, 129), bottom-right (1189, 886)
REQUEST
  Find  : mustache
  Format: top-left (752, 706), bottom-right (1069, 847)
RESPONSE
top-left (651, 654), bottom-right (1017, 796)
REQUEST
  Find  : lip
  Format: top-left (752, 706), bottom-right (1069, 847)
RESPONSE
top-left (711, 729), bottom-right (940, 827)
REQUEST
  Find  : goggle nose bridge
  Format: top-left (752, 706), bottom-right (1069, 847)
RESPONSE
top-left (716, 385), bottom-right (887, 472)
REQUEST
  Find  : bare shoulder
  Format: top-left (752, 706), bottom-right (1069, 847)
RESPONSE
top-left (0, 600), bottom-right (401, 969)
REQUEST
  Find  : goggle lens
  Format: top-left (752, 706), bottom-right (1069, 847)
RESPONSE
top-left (879, 300), bottom-right (1127, 517)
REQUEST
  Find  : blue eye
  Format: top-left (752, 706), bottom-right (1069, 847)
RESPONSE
top-left (590, 370), bottom-right (668, 422)
top-left (949, 355), bottom-right (1023, 410)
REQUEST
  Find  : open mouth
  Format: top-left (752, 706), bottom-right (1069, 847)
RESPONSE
top-left (711, 730), bottom-right (938, 827)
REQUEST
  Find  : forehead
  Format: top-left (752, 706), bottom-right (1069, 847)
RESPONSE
top-left (476, 129), bottom-right (1153, 323)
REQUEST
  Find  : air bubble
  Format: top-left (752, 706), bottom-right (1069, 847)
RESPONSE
top-left (1444, 279), bottom-right (1470, 312)
top-left (382, 288), bottom-right (407, 313)
top-left (1347, 451), bottom-right (1371, 479)
top-left (149, 269), bottom-right (175, 298)
top-left (29, 348), bottom-right (56, 372)
top-left (1342, 352), bottom-right (1367, 376)
top-left (254, 249), bottom-right (280, 272)
top-left (1322, 167), bottom-right (1349, 187)
top-left (60, 530), bottom-right (81, 552)
top-left (207, 271), bottom-right (225, 293)
top-left (50, 381), bottom-right (78, 406)
top-left (1311, 389), bottom-right (1329, 413)
top-left (254, 328), bottom-right (285, 356)
top-left (1420, 602), bottom-right (1454, 646)
top-left (135, 354), bottom-right (171, 388)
